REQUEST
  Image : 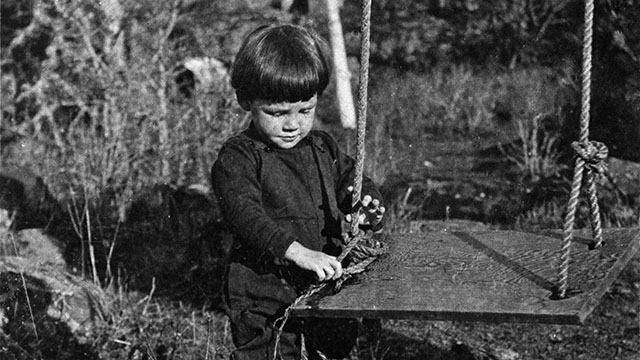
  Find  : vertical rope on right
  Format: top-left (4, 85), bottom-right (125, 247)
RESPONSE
top-left (586, 173), bottom-right (604, 245)
top-left (559, 159), bottom-right (585, 298)
top-left (557, 0), bottom-right (595, 299)
top-left (350, 0), bottom-right (372, 237)
top-left (579, 0), bottom-right (594, 145)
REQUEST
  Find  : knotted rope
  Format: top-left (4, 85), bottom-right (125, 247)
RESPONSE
top-left (272, 233), bottom-right (387, 360)
top-left (272, 0), bottom-right (386, 358)
top-left (557, 0), bottom-right (608, 299)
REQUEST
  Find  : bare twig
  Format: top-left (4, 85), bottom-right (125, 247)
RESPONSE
top-left (142, 277), bottom-right (156, 316)
top-left (86, 203), bottom-right (100, 286)
top-left (151, 0), bottom-right (181, 64)
top-left (67, 196), bottom-right (87, 276)
top-left (9, 232), bottom-right (39, 339)
top-left (74, 9), bottom-right (108, 71)
top-left (536, 0), bottom-right (572, 41)
top-left (106, 219), bottom-right (120, 283)
top-left (192, 311), bottom-right (197, 343)
top-left (205, 314), bottom-right (212, 360)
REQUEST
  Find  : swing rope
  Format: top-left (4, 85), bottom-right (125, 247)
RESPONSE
top-left (557, 0), bottom-right (609, 299)
top-left (272, 1), bottom-right (386, 358)
top-left (339, 0), bottom-right (385, 266)
top-left (336, 0), bottom-right (388, 284)
top-left (349, 0), bottom-right (371, 238)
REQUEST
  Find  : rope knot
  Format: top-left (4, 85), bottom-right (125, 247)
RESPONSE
top-left (350, 237), bottom-right (388, 262)
top-left (571, 140), bottom-right (608, 174)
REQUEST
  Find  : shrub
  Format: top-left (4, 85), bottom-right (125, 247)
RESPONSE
top-left (493, 67), bottom-right (570, 182)
top-left (341, 0), bottom-right (639, 70)
top-left (2, 0), bottom-right (248, 222)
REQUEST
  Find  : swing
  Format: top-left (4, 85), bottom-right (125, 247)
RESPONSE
top-left (289, 0), bottom-right (640, 324)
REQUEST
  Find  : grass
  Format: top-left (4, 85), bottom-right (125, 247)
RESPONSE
top-left (92, 289), bottom-right (232, 360)
top-left (5, 58), bottom-right (639, 357)
top-left (328, 64), bottom-right (573, 188)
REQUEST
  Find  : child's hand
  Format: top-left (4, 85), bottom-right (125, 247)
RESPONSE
top-left (284, 241), bottom-right (343, 281)
top-left (345, 186), bottom-right (385, 230)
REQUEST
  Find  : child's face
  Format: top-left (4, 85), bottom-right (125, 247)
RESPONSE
top-left (244, 95), bottom-right (317, 149)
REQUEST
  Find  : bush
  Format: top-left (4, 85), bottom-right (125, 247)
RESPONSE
top-left (341, 0), bottom-right (640, 70)
top-left (2, 0), bottom-right (248, 222)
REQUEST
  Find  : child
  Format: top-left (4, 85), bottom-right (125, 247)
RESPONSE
top-left (211, 24), bottom-right (385, 360)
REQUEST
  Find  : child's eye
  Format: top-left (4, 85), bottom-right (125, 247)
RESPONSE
top-left (300, 109), bottom-right (312, 115)
top-left (266, 110), bottom-right (284, 117)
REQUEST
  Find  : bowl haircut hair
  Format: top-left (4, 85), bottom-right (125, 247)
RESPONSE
top-left (231, 24), bottom-right (332, 105)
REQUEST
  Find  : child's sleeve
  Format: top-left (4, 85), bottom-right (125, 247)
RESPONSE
top-left (211, 141), bottom-right (298, 263)
top-left (319, 132), bottom-right (384, 226)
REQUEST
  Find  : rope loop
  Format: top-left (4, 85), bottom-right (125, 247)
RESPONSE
top-left (571, 140), bottom-right (608, 175)
top-left (348, 237), bottom-right (388, 261)
top-left (272, 231), bottom-right (386, 360)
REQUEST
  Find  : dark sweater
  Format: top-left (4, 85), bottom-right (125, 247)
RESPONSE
top-left (212, 125), bottom-right (381, 298)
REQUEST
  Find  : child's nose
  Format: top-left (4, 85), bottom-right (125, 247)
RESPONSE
top-left (283, 116), bottom-right (299, 130)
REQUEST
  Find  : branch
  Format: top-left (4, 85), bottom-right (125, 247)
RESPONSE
top-left (74, 10), bottom-right (108, 71)
top-left (151, 0), bottom-right (181, 64)
top-left (536, 0), bottom-right (572, 41)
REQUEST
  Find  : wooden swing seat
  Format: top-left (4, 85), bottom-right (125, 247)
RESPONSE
top-left (291, 227), bottom-right (640, 324)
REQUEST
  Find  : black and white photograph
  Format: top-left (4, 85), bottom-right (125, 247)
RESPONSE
top-left (1, 1), bottom-right (639, 359)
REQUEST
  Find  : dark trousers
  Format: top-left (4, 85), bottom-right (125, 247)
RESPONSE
top-left (228, 309), bottom-right (358, 360)
top-left (225, 263), bottom-right (357, 359)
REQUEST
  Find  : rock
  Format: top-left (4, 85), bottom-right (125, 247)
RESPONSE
top-left (0, 165), bottom-right (64, 231)
top-left (175, 57), bottom-right (230, 98)
top-left (0, 228), bottom-right (109, 339)
top-left (0, 229), bottom-right (65, 269)
top-left (488, 346), bottom-right (520, 360)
